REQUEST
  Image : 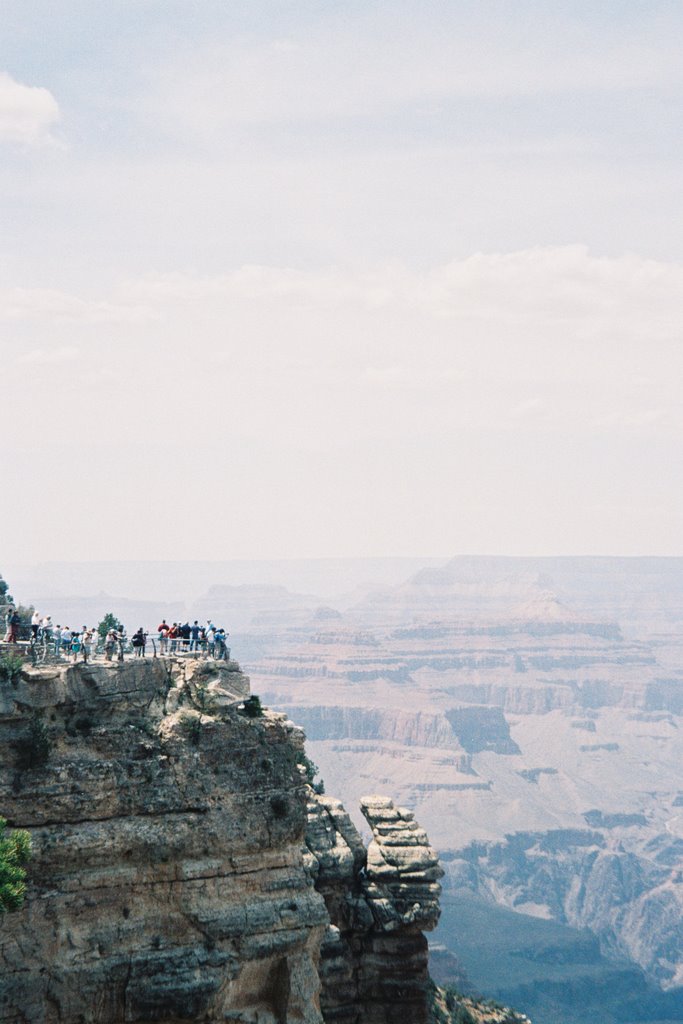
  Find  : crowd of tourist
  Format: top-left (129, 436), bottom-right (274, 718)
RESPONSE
top-left (1, 609), bottom-right (231, 663)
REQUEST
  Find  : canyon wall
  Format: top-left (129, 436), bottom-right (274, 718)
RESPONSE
top-left (0, 657), bottom-right (441, 1023)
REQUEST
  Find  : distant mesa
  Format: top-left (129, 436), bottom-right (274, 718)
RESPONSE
top-left (510, 590), bottom-right (581, 622)
top-left (312, 606), bottom-right (343, 621)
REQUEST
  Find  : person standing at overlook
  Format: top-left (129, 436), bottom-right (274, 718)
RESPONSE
top-left (168, 622), bottom-right (178, 654)
top-left (6, 608), bottom-right (20, 643)
top-left (42, 615), bottom-right (54, 645)
top-left (132, 627), bottom-right (146, 657)
top-left (61, 626), bottom-right (72, 657)
top-left (81, 627), bottom-right (94, 662)
top-left (180, 621), bottom-right (191, 650)
top-left (104, 628), bottom-right (116, 661)
top-left (157, 620), bottom-right (169, 655)
top-left (189, 620), bottom-right (201, 652)
top-left (215, 628), bottom-right (229, 661)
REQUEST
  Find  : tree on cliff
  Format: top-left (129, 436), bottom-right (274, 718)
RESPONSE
top-left (0, 817), bottom-right (31, 913)
top-left (0, 572), bottom-right (12, 608)
top-left (0, 572), bottom-right (34, 640)
top-left (97, 612), bottom-right (124, 639)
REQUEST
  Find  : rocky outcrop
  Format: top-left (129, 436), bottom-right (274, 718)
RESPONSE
top-left (305, 795), bottom-right (442, 1023)
top-left (0, 657), bottom-right (443, 1023)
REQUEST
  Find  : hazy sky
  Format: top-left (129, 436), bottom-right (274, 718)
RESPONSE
top-left (2, 2), bottom-right (683, 561)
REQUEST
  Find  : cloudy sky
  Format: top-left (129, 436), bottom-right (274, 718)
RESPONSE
top-left (2, 1), bottom-right (682, 561)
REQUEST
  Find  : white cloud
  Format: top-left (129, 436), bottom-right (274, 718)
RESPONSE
top-left (121, 246), bottom-right (683, 346)
top-left (0, 71), bottom-right (60, 146)
top-left (361, 366), bottom-right (466, 392)
top-left (0, 287), bottom-right (156, 324)
top-left (141, 27), bottom-right (683, 139)
top-left (17, 345), bottom-right (78, 365)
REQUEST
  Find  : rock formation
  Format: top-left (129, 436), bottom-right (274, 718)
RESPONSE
top-left (0, 656), bottom-right (442, 1023)
top-left (305, 794), bottom-right (442, 1023)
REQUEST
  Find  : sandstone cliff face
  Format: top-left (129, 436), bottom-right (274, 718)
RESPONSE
top-left (0, 658), bottom-right (442, 1024)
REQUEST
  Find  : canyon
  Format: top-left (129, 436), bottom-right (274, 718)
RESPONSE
top-left (6, 555), bottom-right (683, 1023)
top-left (236, 558), bottom-right (683, 1022)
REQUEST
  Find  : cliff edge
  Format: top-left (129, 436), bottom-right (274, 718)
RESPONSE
top-left (0, 656), bottom-right (442, 1023)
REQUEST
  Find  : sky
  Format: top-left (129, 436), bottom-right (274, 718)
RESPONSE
top-left (1, 1), bottom-right (683, 561)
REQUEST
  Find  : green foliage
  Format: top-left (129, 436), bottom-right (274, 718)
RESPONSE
top-left (193, 682), bottom-right (217, 715)
top-left (240, 695), bottom-right (263, 718)
top-left (0, 573), bottom-right (12, 605)
top-left (97, 613), bottom-right (123, 639)
top-left (270, 795), bottom-right (289, 819)
top-left (0, 654), bottom-right (24, 684)
top-left (178, 712), bottom-right (202, 746)
top-left (299, 753), bottom-right (325, 794)
top-left (0, 817), bottom-right (31, 913)
top-left (65, 715), bottom-right (94, 738)
top-left (15, 718), bottom-right (51, 770)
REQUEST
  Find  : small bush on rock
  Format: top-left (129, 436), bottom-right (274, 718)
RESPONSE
top-left (193, 682), bottom-right (217, 714)
top-left (298, 754), bottom-right (325, 794)
top-left (179, 713), bottom-right (202, 747)
top-left (0, 655), bottom-right (24, 684)
top-left (0, 817), bottom-right (31, 913)
top-left (15, 719), bottom-right (50, 770)
top-left (270, 795), bottom-right (289, 819)
top-left (240, 695), bottom-right (263, 718)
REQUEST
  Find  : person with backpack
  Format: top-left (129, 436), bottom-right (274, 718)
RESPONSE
top-left (71, 631), bottom-right (82, 662)
top-left (157, 620), bottom-right (169, 655)
top-left (104, 629), bottom-right (117, 661)
top-left (132, 627), bottom-right (146, 657)
top-left (215, 628), bottom-right (230, 661)
top-left (168, 622), bottom-right (179, 654)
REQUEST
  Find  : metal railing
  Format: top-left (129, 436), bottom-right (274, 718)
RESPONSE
top-left (0, 632), bottom-right (231, 666)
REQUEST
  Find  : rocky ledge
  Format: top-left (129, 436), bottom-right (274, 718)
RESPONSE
top-left (0, 657), bottom-right (442, 1023)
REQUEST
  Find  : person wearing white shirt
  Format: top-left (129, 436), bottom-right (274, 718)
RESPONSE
top-left (31, 610), bottom-right (41, 639)
top-left (61, 626), bottom-right (72, 657)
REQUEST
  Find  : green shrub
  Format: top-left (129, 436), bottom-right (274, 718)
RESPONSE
top-left (270, 795), bottom-right (289, 819)
top-left (240, 695), bottom-right (263, 718)
top-left (0, 654), bottom-right (24, 684)
top-left (299, 753), bottom-right (325, 794)
top-left (193, 682), bottom-right (217, 714)
top-left (15, 719), bottom-right (51, 770)
top-left (0, 817), bottom-right (31, 913)
top-left (179, 713), bottom-right (202, 746)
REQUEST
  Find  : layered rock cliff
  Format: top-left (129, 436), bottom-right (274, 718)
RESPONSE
top-left (306, 794), bottom-right (442, 1023)
top-left (0, 656), bottom-right (442, 1023)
